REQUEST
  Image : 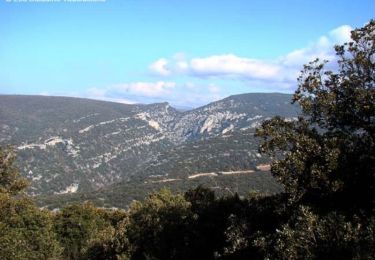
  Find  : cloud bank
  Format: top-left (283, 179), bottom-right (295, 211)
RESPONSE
top-left (87, 81), bottom-right (224, 108)
top-left (86, 24), bottom-right (353, 107)
top-left (150, 25), bottom-right (353, 88)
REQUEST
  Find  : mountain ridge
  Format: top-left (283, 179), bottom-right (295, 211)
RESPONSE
top-left (0, 93), bottom-right (299, 197)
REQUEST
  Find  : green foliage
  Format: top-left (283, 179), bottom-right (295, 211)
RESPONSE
top-left (83, 225), bottom-right (130, 260)
top-left (36, 129), bottom-right (282, 210)
top-left (253, 20), bottom-right (375, 259)
top-left (105, 187), bottom-right (253, 260)
top-left (0, 194), bottom-right (62, 260)
top-left (257, 207), bottom-right (375, 259)
top-left (184, 186), bottom-right (249, 259)
top-left (53, 202), bottom-right (119, 259)
top-left (0, 146), bottom-right (61, 260)
top-left (0, 146), bottom-right (28, 195)
top-left (256, 20), bottom-right (375, 213)
top-left (125, 188), bottom-right (193, 259)
top-left (37, 169), bottom-right (281, 210)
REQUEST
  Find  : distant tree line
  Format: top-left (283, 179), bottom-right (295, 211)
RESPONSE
top-left (1, 20), bottom-right (374, 259)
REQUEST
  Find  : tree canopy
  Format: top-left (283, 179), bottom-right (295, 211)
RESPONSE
top-left (254, 20), bottom-right (375, 259)
top-left (0, 146), bottom-right (61, 260)
top-left (0, 146), bottom-right (28, 195)
top-left (256, 20), bottom-right (375, 213)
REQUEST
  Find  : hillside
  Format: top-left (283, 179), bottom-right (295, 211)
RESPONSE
top-left (37, 129), bottom-right (283, 209)
top-left (0, 93), bottom-right (299, 197)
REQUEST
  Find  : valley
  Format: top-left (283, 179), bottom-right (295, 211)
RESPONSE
top-left (0, 93), bottom-right (299, 207)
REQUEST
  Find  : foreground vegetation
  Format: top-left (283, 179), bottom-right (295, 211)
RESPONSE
top-left (1, 20), bottom-right (374, 259)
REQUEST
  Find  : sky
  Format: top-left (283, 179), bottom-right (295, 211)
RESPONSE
top-left (0, 0), bottom-right (374, 108)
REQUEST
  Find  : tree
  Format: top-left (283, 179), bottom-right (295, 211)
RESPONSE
top-left (0, 146), bottom-right (28, 195)
top-left (53, 202), bottom-right (114, 259)
top-left (263, 206), bottom-right (375, 259)
top-left (0, 146), bottom-right (61, 259)
top-left (81, 209), bottom-right (129, 260)
top-left (254, 20), bottom-right (375, 258)
top-left (256, 20), bottom-right (375, 212)
top-left (124, 188), bottom-right (193, 260)
top-left (0, 195), bottom-right (62, 260)
top-left (185, 186), bottom-right (248, 259)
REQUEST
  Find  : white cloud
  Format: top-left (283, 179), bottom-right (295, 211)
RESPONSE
top-left (85, 81), bottom-right (224, 108)
top-left (279, 25), bottom-right (352, 69)
top-left (208, 83), bottom-right (221, 94)
top-left (113, 81), bottom-right (175, 97)
top-left (280, 38), bottom-right (333, 68)
top-left (149, 24), bottom-right (353, 90)
top-left (189, 54), bottom-right (280, 80)
top-left (173, 52), bottom-right (189, 72)
top-left (149, 58), bottom-right (171, 76)
top-left (171, 82), bottom-right (224, 107)
top-left (83, 24), bottom-right (354, 107)
top-left (150, 58), bottom-right (171, 76)
top-left (93, 97), bottom-right (137, 104)
top-left (87, 87), bottom-right (107, 98)
top-left (86, 88), bottom-right (136, 104)
top-left (85, 81), bottom-right (175, 105)
top-left (329, 25), bottom-right (352, 43)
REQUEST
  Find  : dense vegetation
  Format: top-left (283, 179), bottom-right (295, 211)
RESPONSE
top-left (1, 20), bottom-right (374, 259)
top-left (37, 130), bottom-right (281, 209)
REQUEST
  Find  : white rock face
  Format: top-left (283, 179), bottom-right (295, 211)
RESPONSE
top-left (247, 115), bottom-right (263, 121)
top-left (170, 109), bottom-right (249, 143)
top-left (18, 137), bottom-right (80, 157)
top-left (136, 112), bottom-right (163, 132)
top-left (18, 143), bottom-right (46, 150)
top-left (79, 117), bottom-right (130, 134)
top-left (222, 124), bottom-right (234, 134)
top-left (45, 137), bottom-right (68, 146)
top-left (55, 183), bottom-right (79, 194)
top-left (32, 174), bottom-right (43, 181)
top-left (202, 112), bottom-right (245, 129)
top-left (73, 113), bottom-right (100, 123)
top-left (148, 120), bottom-right (162, 131)
top-left (200, 117), bottom-right (216, 133)
top-left (104, 130), bottom-right (122, 138)
top-left (79, 125), bottom-right (94, 133)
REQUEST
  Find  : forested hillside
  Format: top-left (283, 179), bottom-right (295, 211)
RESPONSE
top-left (0, 93), bottom-right (298, 196)
top-left (37, 129), bottom-right (282, 209)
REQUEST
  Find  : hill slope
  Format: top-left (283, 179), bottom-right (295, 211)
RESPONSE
top-left (0, 93), bottom-right (298, 196)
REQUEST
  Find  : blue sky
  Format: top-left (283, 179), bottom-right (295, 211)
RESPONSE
top-left (0, 0), bottom-right (374, 107)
